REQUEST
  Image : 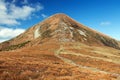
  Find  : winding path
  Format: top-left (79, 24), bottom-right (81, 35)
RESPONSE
top-left (54, 45), bottom-right (120, 78)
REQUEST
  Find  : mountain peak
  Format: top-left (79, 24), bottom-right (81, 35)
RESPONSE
top-left (47, 13), bottom-right (70, 21)
top-left (51, 13), bottom-right (68, 17)
top-left (0, 13), bottom-right (120, 51)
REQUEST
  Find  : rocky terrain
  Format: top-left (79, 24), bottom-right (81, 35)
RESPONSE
top-left (0, 13), bottom-right (120, 80)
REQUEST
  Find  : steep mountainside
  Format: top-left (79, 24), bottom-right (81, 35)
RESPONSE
top-left (0, 13), bottom-right (120, 80)
top-left (0, 13), bottom-right (120, 51)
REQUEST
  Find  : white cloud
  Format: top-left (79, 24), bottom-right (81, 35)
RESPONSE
top-left (10, 5), bottom-right (35, 20)
top-left (36, 3), bottom-right (44, 11)
top-left (0, 27), bottom-right (25, 42)
top-left (100, 21), bottom-right (111, 26)
top-left (0, 19), bottom-right (20, 25)
top-left (0, 0), bottom-right (44, 42)
top-left (0, 0), bottom-right (43, 26)
top-left (41, 14), bottom-right (47, 18)
top-left (0, 0), bottom-right (7, 11)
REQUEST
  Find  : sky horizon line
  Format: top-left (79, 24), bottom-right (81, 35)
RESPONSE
top-left (0, 0), bottom-right (120, 42)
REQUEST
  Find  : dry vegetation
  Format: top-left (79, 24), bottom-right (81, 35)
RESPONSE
top-left (0, 14), bottom-right (120, 80)
top-left (0, 42), bottom-right (120, 80)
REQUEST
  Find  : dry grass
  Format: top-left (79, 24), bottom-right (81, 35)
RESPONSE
top-left (0, 42), bottom-right (119, 80)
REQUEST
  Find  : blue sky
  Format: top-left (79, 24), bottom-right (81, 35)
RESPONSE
top-left (0, 0), bottom-right (120, 42)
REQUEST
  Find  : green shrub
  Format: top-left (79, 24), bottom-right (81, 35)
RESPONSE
top-left (1, 41), bottom-right (30, 51)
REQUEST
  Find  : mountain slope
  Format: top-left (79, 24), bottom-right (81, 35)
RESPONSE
top-left (0, 13), bottom-right (120, 51)
top-left (0, 13), bottom-right (120, 80)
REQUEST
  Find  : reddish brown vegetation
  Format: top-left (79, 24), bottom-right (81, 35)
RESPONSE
top-left (0, 13), bottom-right (120, 80)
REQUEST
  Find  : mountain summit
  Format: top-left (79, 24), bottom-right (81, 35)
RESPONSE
top-left (0, 13), bottom-right (120, 51)
top-left (0, 13), bottom-right (120, 79)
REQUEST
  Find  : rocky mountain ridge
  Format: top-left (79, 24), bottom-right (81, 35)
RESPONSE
top-left (0, 13), bottom-right (120, 51)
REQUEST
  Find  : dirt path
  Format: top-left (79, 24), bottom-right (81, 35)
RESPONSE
top-left (54, 45), bottom-right (120, 78)
top-left (62, 50), bottom-right (120, 64)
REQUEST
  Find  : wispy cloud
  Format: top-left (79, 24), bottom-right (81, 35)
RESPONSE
top-left (41, 14), bottom-right (47, 18)
top-left (100, 21), bottom-right (111, 26)
top-left (0, 0), bottom-right (43, 26)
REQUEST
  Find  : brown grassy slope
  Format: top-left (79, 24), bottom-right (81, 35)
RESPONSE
top-left (0, 41), bottom-right (119, 80)
top-left (0, 13), bottom-right (120, 80)
top-left (0, 13), bottom-right (120, 51)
